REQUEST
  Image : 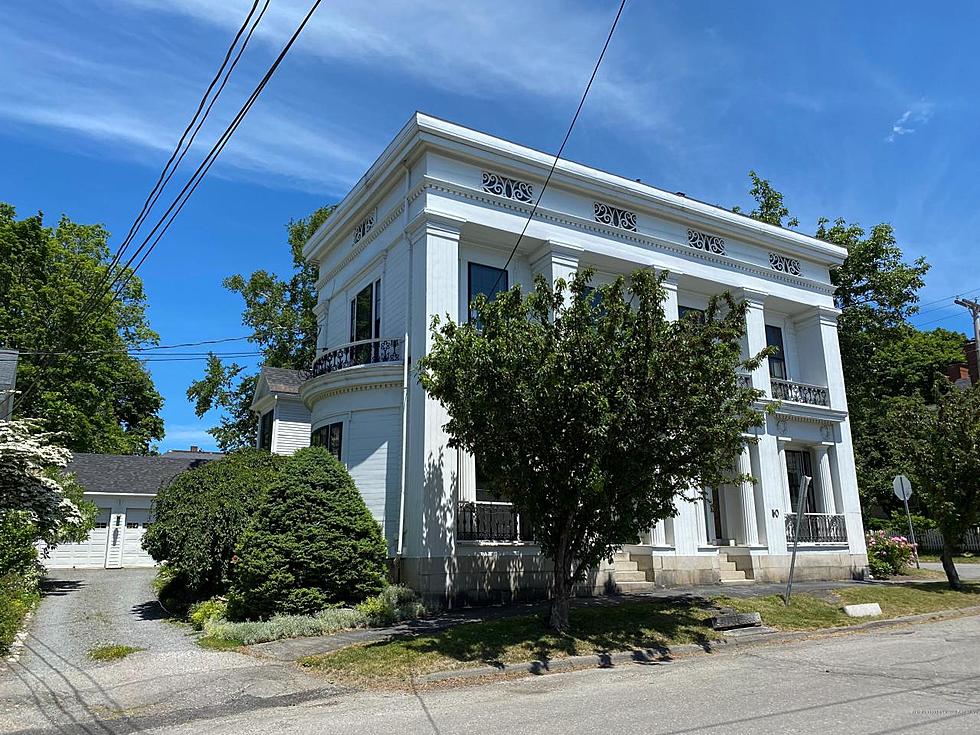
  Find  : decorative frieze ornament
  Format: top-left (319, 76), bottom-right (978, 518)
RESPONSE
top-left (352, 210), bottom-right (376, 244)
top-left (687, 228), bottom-right (726, 255)
top-left (482, 171), bottom-right (534, 203)
top-left (768, 252), bottom-right (802, 276)
top-left (593, 201), bottom-right (637, 231)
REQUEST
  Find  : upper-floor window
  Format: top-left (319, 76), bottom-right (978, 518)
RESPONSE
top-left (468, 263), bottom-right (508, 325)
top-left (678, 305), bottom-right (705, 323)
top-left (258, 409), bottom-right (274, 451)
top-left (350, 279), bottom-right (381, 342)
top-left (766, 325), bottom-right (787, 380)
top-left (311, 421), bottom-right (343, 461)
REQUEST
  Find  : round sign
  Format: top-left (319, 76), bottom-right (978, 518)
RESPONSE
top-left (893, 474), bottom-right (913, 501)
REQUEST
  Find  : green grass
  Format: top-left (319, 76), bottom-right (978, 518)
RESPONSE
top-left (197, 635), bottom-right (244, 652)
top-left (302, 598), bottom-right (719, 683)
top-left (88, 644), bottom-right (142, 661)
top-left (303, 583), bottom-right (980, 685)
top-left (915, 554), bottom-right (978, 565)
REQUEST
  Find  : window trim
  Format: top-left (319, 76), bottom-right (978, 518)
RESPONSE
top-left (258, 409), bottom-right (274, 451)
top-left (765, 324), bottom-right (787, 380)
top-left (349, 278), bottom-right (382, 342)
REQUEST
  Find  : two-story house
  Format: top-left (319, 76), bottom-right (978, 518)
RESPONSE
top-left (253, 113), bottom-right (868, 603)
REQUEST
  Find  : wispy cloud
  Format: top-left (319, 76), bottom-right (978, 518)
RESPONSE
top-left (886, 101), bottom-right (934, 142)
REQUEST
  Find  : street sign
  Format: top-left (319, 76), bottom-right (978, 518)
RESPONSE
top-left (892, 474), bottom-right (920, 569)
top-left (893, 474), bottom-right (913, 502)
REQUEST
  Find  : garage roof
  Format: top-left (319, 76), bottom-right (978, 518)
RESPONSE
top-left (67, 453), bottom-right (218, 496)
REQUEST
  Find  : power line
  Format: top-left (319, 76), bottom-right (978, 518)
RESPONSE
top-left (10, 335), bottom-right (259, 356)
top-left (491, 0), bottom-right (627, 291)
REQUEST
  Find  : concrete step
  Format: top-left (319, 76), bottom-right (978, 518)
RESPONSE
top-left (719, 577), bottom-right (756, 585)
top-left (612, 570), bottom-right (647, 582)
top-left (720, 569), bottom-right (747, 581)
top-left (612, 560), bottom-right (639, 572)
top-left (610, 581), bottom-right (659, 594)
top-left (611, 552), bottom-right (632, 563)
top-left (719, 560), bottom-right (737, 572)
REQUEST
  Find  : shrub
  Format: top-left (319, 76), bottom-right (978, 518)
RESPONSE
top-left (189, 598), bottom-right (228, 631)
top-left (356, 585), bottom-right (427, 627)
top-left (207, 608), bottom-right (367, 645)
top-left (0, 572), bottom-right (40, 655)
top-left (227, 447), bottom-right (388, 620)
top-left (143, 449), bottom-right (286, 605)
top-left (866, 530), bottom-right (916, 578)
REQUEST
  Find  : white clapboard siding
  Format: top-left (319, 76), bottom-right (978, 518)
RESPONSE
top-left (346, 407), bottom-right (401, 547)
top-left (274, 398), bottom-right (312, 455)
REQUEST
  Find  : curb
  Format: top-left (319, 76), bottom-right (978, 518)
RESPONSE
top-left (415, 604), bottom-right (980, 685)
top-left (3, 611), bottom-right (34, 665)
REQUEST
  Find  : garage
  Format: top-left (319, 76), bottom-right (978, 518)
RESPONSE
top-left (43, 451), bottom-right (219, 570)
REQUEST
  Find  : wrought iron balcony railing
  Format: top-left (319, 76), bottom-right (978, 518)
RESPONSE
top-left (770, 378), bottom-right (829, 407)
top-left (311, 338), bottom-right (403, 378)
top-left (457, 501), bottom-right (534, 543)
top-left (785, 512), bottom-right (848, 544)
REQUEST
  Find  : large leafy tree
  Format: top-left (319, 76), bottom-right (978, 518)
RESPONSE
top-left (419, 269), bottom-right (766, 631)
top-left (733, 177), bottom-right (962, 514)
top-left (188, 206), bottom-right (332, 451)
top-left (887, 386), bottom-right (980, 589)
top-left (0, 204), bottom-right (163, 453)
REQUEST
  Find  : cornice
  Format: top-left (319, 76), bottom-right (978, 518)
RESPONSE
top-left (299, 363), bottom-right (404, 408)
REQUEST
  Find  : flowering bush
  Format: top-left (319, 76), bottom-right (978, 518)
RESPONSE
top-left (866, 530), bottom-right (916, 578)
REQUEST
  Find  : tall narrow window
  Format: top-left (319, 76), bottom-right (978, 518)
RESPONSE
top-left (785, 449), bottom-right (815, 513)
top-left (311, 421), bottom-right (343, 461)
top-left (765, 325), bottom-right (787, 380)
top-left (468, 263), bottom-right (508, 325)
top-left (258, 410), bottom-right (274, 451)
top-left (350, 279), bottom-right (381, 342)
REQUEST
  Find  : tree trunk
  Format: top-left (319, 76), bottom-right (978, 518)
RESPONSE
top-left (548, 535), bottom-right (574, 633)
top-left (940, 532), bottom-right (962, 590)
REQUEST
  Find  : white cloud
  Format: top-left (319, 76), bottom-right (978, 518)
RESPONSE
top-left (161, 424), bottom-right (216, 447)
top-left (886, 101), bottom-right (934, 142)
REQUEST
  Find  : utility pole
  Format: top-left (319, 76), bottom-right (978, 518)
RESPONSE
top-left (954, 297), bottom-right (980, 383)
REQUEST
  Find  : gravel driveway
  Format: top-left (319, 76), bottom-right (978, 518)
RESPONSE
top-left (0, 568), bottom-right (338, 735)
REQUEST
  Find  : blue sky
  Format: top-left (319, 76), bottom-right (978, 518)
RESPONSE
top-left (2, 0), bottom-right (978, 452)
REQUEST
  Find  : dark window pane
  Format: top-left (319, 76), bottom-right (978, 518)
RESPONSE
top-left (678, 305), bottom-right (705, 323)
top-left (311, 421), bottom-right (343, 462)
top-left (766, 325), bottom-right (787, 379)
top-left (786, 449), bottom-right (815, 513)
top-left (468, 263), bottom-right (508, 324)
top-left (352, 283), bottom-right (374, 342)
top-left (474, 457), bottom-right (499, 502)
top-left (259, 410), bottom-right (274, 450)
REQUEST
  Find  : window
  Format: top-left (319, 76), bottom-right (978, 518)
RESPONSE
top-left (785, 449), bottom-right (816, 513)
top-left (311, 421), bottom-right (343, 461)
top-left (766, 324), bottom-right (787, 380)
top-left (468, 263), bottom-right (508, 325)
top-left (678, 305), bottom-right (705, 323)
top-left (350, 279), bottom-right (381, 342)
top-left (126, 520), bottom-right (140, 529)
top-left (474, 457), bottom-right (500, 502)
top-left (258, 410), bottom-right (274, 451)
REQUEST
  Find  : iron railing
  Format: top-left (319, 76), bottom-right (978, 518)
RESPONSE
top-left (311, 338), bottom-right (403, 378)
top-left (785, 512), bottom-right (848, 544)
top-left (456, 501), bottom-right (534, 542)
top-left (771, 378), bottom-right (830, 407)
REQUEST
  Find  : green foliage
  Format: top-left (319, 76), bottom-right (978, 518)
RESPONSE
top-left (0, 512), bottom-right (41, 579)
top-left (732, 170), bottom-right (799, 227)
top-left (228, 447), bottom-right (388, 620)
top-left (188, 206), bottom-right (333, 452)
top-left (88, 644), bottom-right (141, 661)
top-left (356, 585), bottom-right (427, 627)
top-left (188, 598), bottom-right (228, 631)
top-left (418, 268), bottom-right (767, 630)
top-left (0, 203), bottom-right (163, 454)
top-left (866, 530), bottom-right (916, 578)
top-left (0, 572), bottom-right (40, 655)
top-left (142, 450), bottom-right (287, 605)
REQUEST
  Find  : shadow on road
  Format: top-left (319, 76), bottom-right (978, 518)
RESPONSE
top-left (39, 578), bottom-right (85, 598)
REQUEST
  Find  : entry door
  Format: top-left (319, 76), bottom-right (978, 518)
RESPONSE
top-left (785, 450), bottom-right (816, 513)
top-left (104, 513), bottom-right (125, 568)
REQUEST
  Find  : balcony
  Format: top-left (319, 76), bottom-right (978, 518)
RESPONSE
top-left (457, 501), bottom-right (534, 543)
top-left (771, 378), bottom-right (829, 407)
top-left (311, 338), bottom-right (403, 378)
top-left (785, 513), bottom-right (847, 544)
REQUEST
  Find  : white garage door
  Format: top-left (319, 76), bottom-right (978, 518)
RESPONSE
top-left (44, 507), bottom-right (111, 568)
top-left (121, 507), bottom-right (155, 567)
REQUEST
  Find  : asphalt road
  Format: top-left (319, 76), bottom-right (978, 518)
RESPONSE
top-left (3, 569), bottom-right (979, 734)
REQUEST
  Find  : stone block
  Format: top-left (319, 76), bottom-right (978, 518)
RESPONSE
top-left (843, 603), bottom-right (882, 618)
top-left (708, 612), bottom-right (763, 630)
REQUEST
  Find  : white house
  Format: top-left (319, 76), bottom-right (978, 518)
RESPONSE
top-left (258, 113), bottom-right (868, 603)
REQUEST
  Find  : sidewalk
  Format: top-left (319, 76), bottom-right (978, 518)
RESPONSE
top-left (248, 578), bottom-right (862, 662)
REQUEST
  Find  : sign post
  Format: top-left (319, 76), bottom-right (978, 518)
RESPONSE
top-left (893, 474), bottom-right (920, 569)
top-left (783, 474), bottom-right (812, 607)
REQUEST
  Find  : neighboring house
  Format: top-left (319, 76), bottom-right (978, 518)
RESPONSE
top-left (946, 339), bottom-right (978, 388)
top-left (250, 367), bottom-right (312, 455)
top-left (43, 449), bottom-right (219, 569)
top-left (259, 113), bottom-right (868, 603)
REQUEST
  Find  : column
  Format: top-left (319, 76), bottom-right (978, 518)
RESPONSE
top-left (813, 445), bottom-right (836, 514)
top-left (739, 289), bottom-right (771, 394)
top-left (530, 241), bottom-right (581, 293)
top-left (737, 444), bottom-right (759, 546)
top-left (777, 441), bottom-right (792, 510)
top-left (815, 306), bottom-right (846, 411)
top-left (661, 271), bottom-right (681, 321)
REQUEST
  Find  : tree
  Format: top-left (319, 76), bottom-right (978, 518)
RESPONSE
top-left (0, 204), bottom-right (164, 454)
top-left (419, 270), bottom-right (767, 631)
top-left (888, 386), bottom-right (980, 589)
top-left (0, 419), bottom-right (96, 560)
top-left (188, 206), bottom-right (333, 452)
top-left (732, 170), bottom-right (799, 228)
top-left (228, 447), bottom-right (388, 620)
top-left (142, 449), bottom-right (286, 605)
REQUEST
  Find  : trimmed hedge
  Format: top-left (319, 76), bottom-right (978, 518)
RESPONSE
top-left (143, 449), bottom-right (287, 606)
top-left (227, 447), bottom-right (388, 620)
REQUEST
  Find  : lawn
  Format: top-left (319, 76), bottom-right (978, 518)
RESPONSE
top-left (915, 554), bottom-right (978, 565)
top-left (302, 583), bottom-right (980, 684)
